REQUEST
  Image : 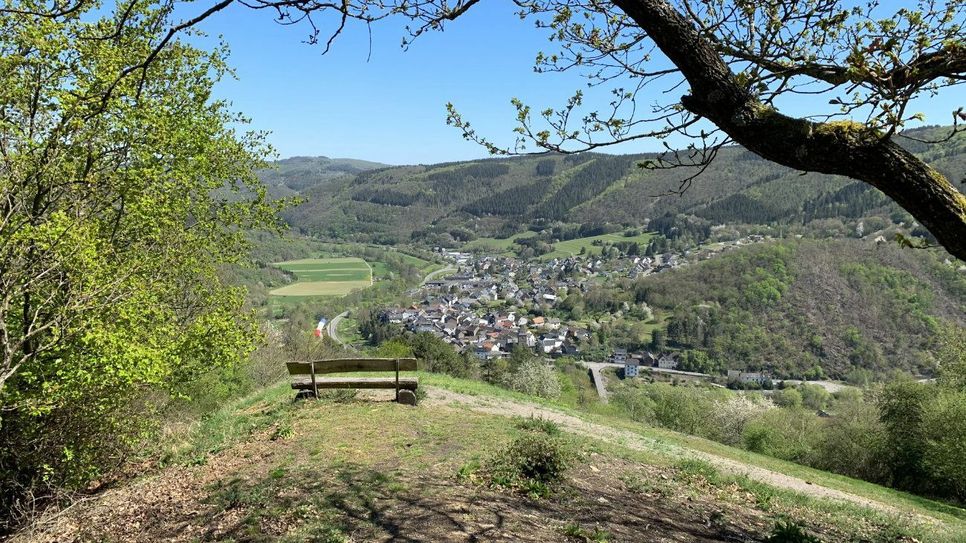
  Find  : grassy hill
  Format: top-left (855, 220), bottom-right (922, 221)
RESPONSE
top-left (278, 126), bottom-right (964, 245)
top-left (17, 376), bottom-right (966, 542)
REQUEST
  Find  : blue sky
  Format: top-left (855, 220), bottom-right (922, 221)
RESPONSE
top-left (194, 1), bottom-right (963, 165)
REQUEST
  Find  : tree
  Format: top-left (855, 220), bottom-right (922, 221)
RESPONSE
top-left (9, 1), bottom-right (964, 256)
top-left (0, 3), bottom-right (282, 525)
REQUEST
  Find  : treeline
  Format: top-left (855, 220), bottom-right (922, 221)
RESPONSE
top-left (696, 193), bottom-right (786, 224)
top-left (351, 187), bottom-right (420, 206)
top-left (279, 127), bottom-right (962, 245)
top-left (646, 241), bottom-right (965, 378)
top-left (611, 326), bottom-right (966, 503)
top-left (802, 182), bottom-right (894, 223)
top-left (462, 180), bottom-right (547, 216)
top-left (647, 213), bottom-right (712, 248)
top-left (535, 155), bottom-right (636, 219)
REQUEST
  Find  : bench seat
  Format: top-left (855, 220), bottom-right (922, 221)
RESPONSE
top-left (290, 376), bottom-right (419, 391)
top-left (287, 358), bottom-right (419, 404)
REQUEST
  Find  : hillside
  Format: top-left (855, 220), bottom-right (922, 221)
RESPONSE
top-left (632, 239), bottom-right (966, 379)
top-left (258, 156), bottom-right (389, 198)
top-left (278, 127), bottom-right (965, 245)
top-left (14, 377), bottom-right (966, 543)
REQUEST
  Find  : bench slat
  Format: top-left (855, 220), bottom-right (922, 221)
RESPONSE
top-left (287, 358), bottom-right (417, 376)
top-left (290, 377), bottom-right (418, 390)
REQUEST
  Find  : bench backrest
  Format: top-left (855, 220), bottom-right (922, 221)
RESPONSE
top-left (287, 358), bottom-right (417, 376)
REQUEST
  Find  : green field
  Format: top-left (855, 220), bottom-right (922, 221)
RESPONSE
top-left (463, 232), bottom-right (654, 259)
top-left (540, 232), bottom-right (654, 260)
top-left (270, 257), bottom-right (372, 297)
top-left (462, 232), bottom-right (536, 254)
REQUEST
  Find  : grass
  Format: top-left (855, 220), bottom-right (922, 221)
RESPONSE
top-left (414, 372), bottom-right (966, 529)
top-left (270, 257), bottom-right (373, 297)
top-left (539, 232), bottom-right (655, 260)
top-left (269, 280), bottom-right (372, 296)
top-left (462, 232), bottom-right (536, 254)
top-left (336, 316), bottom-right (363, 345)
top-left (461, 231), bottom-right (655, 260)
top-left (140, 373), bottom-right (966, 543)
top-left (156, 381), bottom-right (297, 466)
top-left (393, 252), bottom-right (442, 273)
top-left (163, 372), bottom-right (966, 543)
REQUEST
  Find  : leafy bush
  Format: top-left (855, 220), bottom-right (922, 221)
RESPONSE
top-left (481, 433), bottom-right (573, 497)
top-left (507, 360), bottom-right (562, 399)
top-left (515, 416), bottom-right (562, 436)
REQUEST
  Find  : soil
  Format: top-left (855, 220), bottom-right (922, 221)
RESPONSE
top-left (9, 386), bottom-right (926, 542)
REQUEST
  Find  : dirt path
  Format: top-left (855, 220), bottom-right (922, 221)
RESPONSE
top-left (424, 387), bottom-right (914, 519)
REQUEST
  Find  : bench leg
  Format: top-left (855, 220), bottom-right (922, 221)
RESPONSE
top-left (397, 389), bottom-right (417, 406)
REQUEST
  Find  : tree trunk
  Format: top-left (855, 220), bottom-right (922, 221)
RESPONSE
top-left (611, 0), bottom-right (966, 261)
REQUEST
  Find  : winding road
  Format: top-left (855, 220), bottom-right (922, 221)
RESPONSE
top-left (420, 265), bottom-right (456, 286)
top-left (327, 311), bottom-right (349, 346)
top-left (583, 362), bottom-right (612, 403)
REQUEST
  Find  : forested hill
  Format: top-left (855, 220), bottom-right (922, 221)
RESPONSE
top-left (276, 126), bottom-right (964, 244)
top-left (258, 156), bottom-right (388, 198)
top-left (631, 238), bottom-right (965, 380)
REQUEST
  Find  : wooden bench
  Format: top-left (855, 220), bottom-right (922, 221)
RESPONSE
top-left (287, 358), bottom-right (419, 404)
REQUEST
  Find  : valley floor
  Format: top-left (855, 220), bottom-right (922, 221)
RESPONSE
top-left (13, 381), bottom-right (965, 543)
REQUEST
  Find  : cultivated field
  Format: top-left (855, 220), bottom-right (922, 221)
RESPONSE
top-left (270, 257), bottom-right (372, 297)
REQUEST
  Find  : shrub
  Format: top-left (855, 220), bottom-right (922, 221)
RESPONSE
top-left (515, 416), bottom-right (562, 436)
top-left (743, 408), bottom-right (821, 463)
top-left (507, 360), bottom-right (562, 399)
top-left (482, 433), bottom-right (573, 497)
top-left (707, 394), bottom-right (770, 445)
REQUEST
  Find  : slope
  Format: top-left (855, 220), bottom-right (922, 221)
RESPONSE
top-left (279, 126), bottom-right (964, 244)
top-left (635, 238), bottom-right (966, 379)
top-left (16, 376), bottom-right (965, 543)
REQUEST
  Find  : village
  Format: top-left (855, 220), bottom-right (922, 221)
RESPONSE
top-left (377, 234), bottom-right (776, 388)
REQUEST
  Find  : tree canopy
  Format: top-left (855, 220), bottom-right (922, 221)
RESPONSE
top-left (0, 1), bottom-right (283, 522)
top-left (5, 1), bottom-right (963, 256)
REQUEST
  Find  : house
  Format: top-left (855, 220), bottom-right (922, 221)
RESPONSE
top-left (611, 348), bottom-right (628, 364)
top-left (624, 358), bottom-right (640, 378)
top-left (541, 337), bottom-right (563, 354)
top-left (727, 370), bottom-right (770, 385)
top-left (657, 353), bottom-right (679, 370)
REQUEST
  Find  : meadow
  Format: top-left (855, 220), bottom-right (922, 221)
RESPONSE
top-left (462, 231), bottom-right (654, 259)
top-left (269, 257), bottom-right (372, 297)
top-left (540, 231), bottom-right (654, 259)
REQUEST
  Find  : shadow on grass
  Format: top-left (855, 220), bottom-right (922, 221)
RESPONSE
top-left (198, 462), bottom-right (509, 542)
top-left (193, 459), bottom-right (769, 543)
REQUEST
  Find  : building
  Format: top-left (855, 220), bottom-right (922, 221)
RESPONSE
top-left (657, 353), bottom-right (679, 370)
top-left (624, 358), bottom-right (640, 378)
top-left (727, 370), bottom-right (770, 385)
top-left (611, 348), bottom-right (628, 365)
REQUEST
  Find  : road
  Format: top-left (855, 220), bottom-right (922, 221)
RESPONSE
top-left (583, 362), bottom-right (716, 402)
top-left (583, 362), bottom-right (612, 403)
top-left (327, 311), bottom-right (349, 346)
top-left (420, 265), bottom-right (456, 286)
